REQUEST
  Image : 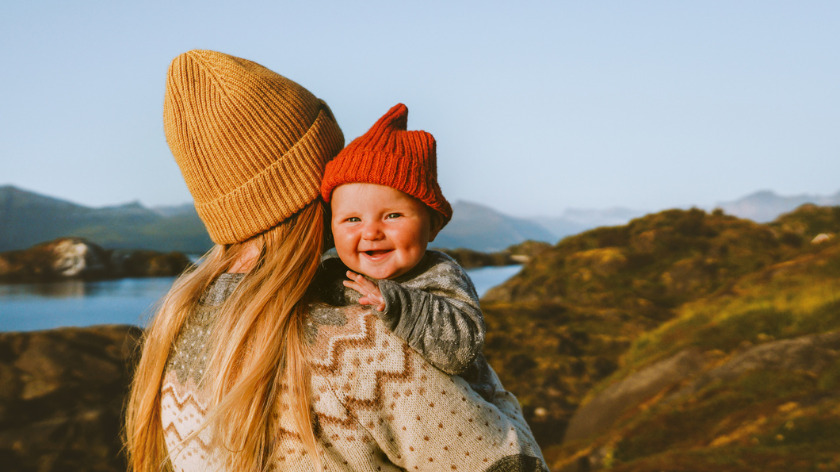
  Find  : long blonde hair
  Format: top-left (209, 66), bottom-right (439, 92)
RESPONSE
top-left (125, 201), bottom-right (325, 471)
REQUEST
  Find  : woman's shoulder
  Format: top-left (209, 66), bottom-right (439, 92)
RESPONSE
top-left (306, 303), bottom-right (412, 382)
top-left (305, 303), bottom-right (443, 422)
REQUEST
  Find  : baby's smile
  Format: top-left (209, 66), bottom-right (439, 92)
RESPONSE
top-left (363, 249), bottom-right (393, 257)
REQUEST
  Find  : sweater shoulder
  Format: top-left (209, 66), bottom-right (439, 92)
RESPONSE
top-left (393, 250), bottom-right (479, 301)
top-left (420, 249), bottom-right (461, 272)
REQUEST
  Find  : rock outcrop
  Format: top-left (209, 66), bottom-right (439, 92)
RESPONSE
top-left (441, 240), bottom-right (551, 269)
top-left (0, 238), bottom-right (192, 283)
top-left (0, 325), bottom-right (142, 471)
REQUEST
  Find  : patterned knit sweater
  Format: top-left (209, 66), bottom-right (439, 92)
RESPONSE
top-left (317, 250), bottom-right (485, 375)
top-left (160, 273), bottom-right (548, 471)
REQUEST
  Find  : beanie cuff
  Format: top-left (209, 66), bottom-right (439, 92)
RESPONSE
top-left (197, 105), bottom-right (344, 244)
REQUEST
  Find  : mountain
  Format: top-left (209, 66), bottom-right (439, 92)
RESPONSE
top-left (0, 187), bottom-right (558, 253)
top-left (151, 203), bottom-right (198, 218)
top-left (533, 189), bottom-right (840, 240)
top-left (478, 204), bottom-right (840, 470)
top-left (0, 185), bottom-right (212, 253)
top-left (434, 200), bottom-right (557, 251)
top-left (715, 189), bottom-right (840, 222)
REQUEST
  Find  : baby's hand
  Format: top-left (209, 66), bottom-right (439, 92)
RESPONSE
top-left (343, 271), bottom-right (386, 312)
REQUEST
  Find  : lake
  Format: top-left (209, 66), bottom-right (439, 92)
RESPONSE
top-left (0, 265), bottom-right (522, 332)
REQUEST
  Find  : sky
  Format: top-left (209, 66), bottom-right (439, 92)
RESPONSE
top-left (1, 1), bottom-right (838, 218)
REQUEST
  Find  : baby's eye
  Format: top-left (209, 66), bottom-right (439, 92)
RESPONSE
top-left (345, 216), bottom-right (361, 223)
top-left (385, 213), bottom-right (402, 219)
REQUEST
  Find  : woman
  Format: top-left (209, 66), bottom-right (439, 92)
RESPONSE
top-left (124, 49), bottom-right (547, 471)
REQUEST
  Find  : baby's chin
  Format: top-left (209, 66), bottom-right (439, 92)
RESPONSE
top-left (353, 265), bottom-right (411, 281)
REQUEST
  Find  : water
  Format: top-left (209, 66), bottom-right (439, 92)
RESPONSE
top-left (0, 265), bottom-right (521, 332)
top-left (0, 278), bottom-right (174, 332)
top-left (467, 264), bottom-right (523, 297)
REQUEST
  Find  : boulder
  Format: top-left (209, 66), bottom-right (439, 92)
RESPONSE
top-left (563, 348), bottom-right (706, 443)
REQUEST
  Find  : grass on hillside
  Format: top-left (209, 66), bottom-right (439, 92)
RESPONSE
top-left (624, 242), bottom-right (840, 371)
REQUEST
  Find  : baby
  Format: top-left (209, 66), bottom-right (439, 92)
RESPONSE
top-left (318, 103), bottom-right (491, 388)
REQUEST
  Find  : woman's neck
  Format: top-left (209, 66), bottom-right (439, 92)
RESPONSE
top-left (227, 239), bottom-right (262, 273)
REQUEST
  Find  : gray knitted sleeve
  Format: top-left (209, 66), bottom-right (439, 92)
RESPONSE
top-left (376, 251), bottom-right (485, 375)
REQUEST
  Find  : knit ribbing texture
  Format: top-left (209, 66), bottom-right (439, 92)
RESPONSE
top-left (164, 49), bottom-right (344, 244)
top-left (320, 103), bottom-right (452, 226)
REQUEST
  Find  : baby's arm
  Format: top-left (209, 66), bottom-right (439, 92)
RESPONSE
top-left (375, 254), bottom-right (485, 375)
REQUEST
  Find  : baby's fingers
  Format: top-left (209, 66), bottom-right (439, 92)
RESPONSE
top-left (343, 271), bottom-right (384, 311)
top-left (346, 271), bottom-right (378, 291)
top-left (342, 279), bottom-right (380, 300)
top-left (342, 279), bottom-right (364, 294)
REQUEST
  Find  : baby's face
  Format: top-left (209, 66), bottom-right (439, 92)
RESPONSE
top-left (330, 183), bottom-right (434, 280)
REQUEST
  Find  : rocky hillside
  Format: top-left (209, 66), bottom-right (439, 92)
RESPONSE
top-left (0, 325), bottom-right (141, 471)
top-left (479, 204), bottom-right (840, 470)
top-left (0, 237), bottom-right (192, 283)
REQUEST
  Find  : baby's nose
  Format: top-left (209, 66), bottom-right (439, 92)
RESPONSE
top-left (362, 222), bottom-right (383, 240)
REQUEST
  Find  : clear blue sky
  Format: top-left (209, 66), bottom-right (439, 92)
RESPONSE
top-left (2, 1), bottom-right (838, 217)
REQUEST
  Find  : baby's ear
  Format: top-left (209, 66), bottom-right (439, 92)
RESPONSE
top-left (427, 209), bottom-right (444, 242)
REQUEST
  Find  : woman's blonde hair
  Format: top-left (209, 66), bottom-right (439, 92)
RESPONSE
top-left (125, 201), bottom-right (326, 471)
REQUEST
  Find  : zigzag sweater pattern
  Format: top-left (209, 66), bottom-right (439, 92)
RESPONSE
top-left (160, 274), bottom-right (547, 471)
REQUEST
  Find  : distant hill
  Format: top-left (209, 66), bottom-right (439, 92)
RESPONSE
top-left (716, 189), bottom-right (840, 222)
top-left (528, 206), bottom-right (646, 240)
top-left (0, 186), bottom-right (212, 253)
top-left (531, 189), bottom-right (840, 239)
top-left (434, 200), bottom-right (557, 251)
top-left (0, 187), bottom-right (560, 253)
top-left (478, 204), bottom-right (840, 470)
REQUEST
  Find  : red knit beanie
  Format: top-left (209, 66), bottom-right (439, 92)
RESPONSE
top-left (321, 103), bottom-right (452, 227)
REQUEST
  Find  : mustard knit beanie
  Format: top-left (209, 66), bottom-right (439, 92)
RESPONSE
top-left (164, 49), bottom-right (344, 244)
